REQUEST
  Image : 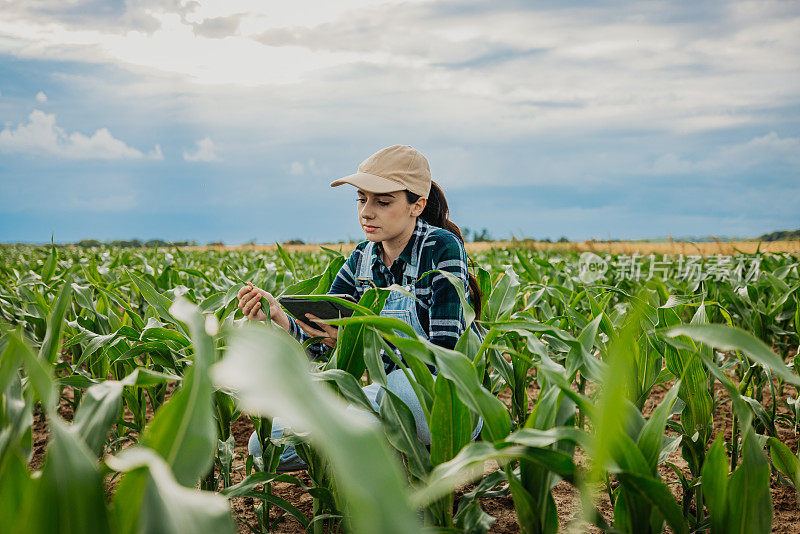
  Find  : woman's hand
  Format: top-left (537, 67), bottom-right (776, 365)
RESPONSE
top-left (237, 283), bottom-right (290, 330)
top-left (295, 314), bottom-right (338, 348)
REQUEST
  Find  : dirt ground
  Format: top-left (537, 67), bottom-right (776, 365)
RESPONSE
top-left (29, 357), bottom-right (800, 533)
top-left (220, 371), bottom-right (800, 534)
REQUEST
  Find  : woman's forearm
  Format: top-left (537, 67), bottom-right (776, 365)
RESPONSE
top-left (271, 306), bottom-right (292, 332)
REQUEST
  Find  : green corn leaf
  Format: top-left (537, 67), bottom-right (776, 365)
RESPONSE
top-left (119, 367), bottom-right (182, 387)
top-left (637, 381), bottom-right (680, 473)
top-left (429, 374), bottom-right (471, 466)
top-left (578, 313), bottom-right (603, 354)
top-left (506, 472), bottom-right (539, 534)
top-left (481, 320), bottom-right (578, 344)
top-left (328, 314), bottom-right (418, 338)
top-left (416, 440), bottom-right (580, 509)
top-left (534, 353), bottom-right (597, 421)
top-left (614, 471), bottom-right (688, 534)
top-left (725, 427), bottom-right (772, 534)
top-left (659, 306), bottom-right (713, 443)
top-left (0, 450), bottom-right (33, 526)
top-left (380, 388), bottom-right (432, 479)
top-left (72, 380), bottom-right (124, 456)
top-left (14, 331), bottom-right (58, 413)
top-left (141, 321), bottom-right (192, 346)
top-left (198, 291), bottom-right (227, 313)
top-left (767, 436), bottom-right (800, 489)
top-left (312, 256), bottom-right (346, 295)
top-left (70, 368), bottom-right (178, 455)
top-left (702, 435), bottom-right (729, 534)
top-left (39, 274), bottom-right (73, 364)
top-left (275, 242), bottom-right (297, 278)
top-left (0, 332), bottom-right (24, 394)
top-left (424, 268), bottom-right (476, 329)
top-left (41, 240), bottom-right (57, 283)
top-left (176, 267), bottom-right (216, 287)
top-left (663, 335), bottom-right (754, 431)
top-left (70, 282), bottom-right (95, 311)
top-left (589, 296), bottom-right (649, 487)
top-left (454, 499), bottom-right (495, 534)
top-left (126, 268), bottom-right (188, 337)
top-left (17, 418), bottom-right (112, 534)
top-left (0, 342), bottom-right (34, 466)
top-left (333, 315), bottom-right (369, 379)
top-left (664, 323), bottom-right (800, 386)
top-left (211, 325), bottom-right (419, 534)
top-left (483, 266), bottom-right (520, 322)
top-left (72, 332), bottom-right (122, 368)
top-left (313, 369), bottom-right (378, 414)
top-left (380, 335), bottom-right (436, 407)
top-left (514, 446), bottom-right (580, 483)
top-left (414, 441), bottom-right (530, 507)
top-left (258, 492), bottom-right (311, 528)
top-left (107, 447), bottom-right (235, 534)
top-left (424, 342), bottom-right (510, 442)
top-left (221, 472), bottom-right (301, 498)
top-left (506, 427), bottom-right (592, 451)
top-left (94, 284), bottom-right (146, 330)
top-left (139, 298), bottom-right (217, 486)
top-left (476, 266), bottom-right (492, 318)
top-left (363, 327), bottom-right (388, 387)
top-left (328, 290), bottom-right (390, 379)
top-left (280, 274), bottom-right (322, 296)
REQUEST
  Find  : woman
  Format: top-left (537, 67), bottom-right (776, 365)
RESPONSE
top-left (237, 144), bottom-right (483, 471)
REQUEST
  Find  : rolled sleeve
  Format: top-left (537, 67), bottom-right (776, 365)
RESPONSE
top-left (286, 246), bottom-right (363, 359)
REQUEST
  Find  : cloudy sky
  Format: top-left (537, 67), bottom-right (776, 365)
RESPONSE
top-left (0, 0), bottom-right (798, 244)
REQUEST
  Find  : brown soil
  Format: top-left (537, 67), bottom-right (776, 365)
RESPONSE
top-left (224, 361), bottom-right (800, 533)
top-left (28, 354), bottom-right (800, 533)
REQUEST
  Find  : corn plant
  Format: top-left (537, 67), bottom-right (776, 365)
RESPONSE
top-left (1, 243), bottom-right (798, 533)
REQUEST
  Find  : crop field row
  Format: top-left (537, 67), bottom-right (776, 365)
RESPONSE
top-left (0, 244), bottom-right (798, 533)
top-left (197, 239), bottom-right (800, 257)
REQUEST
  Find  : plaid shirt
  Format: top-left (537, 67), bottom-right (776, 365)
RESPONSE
top-left (288, 218), bottom-right (470, 359)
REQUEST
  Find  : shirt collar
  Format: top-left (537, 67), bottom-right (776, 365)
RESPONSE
top-left (372, 218), bottom-right (429, 268)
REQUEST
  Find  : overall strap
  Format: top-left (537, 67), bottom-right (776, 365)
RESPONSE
top-left (356, 241), bottom-right (376, 285)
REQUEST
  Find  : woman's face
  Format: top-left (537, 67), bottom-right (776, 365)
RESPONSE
top-left (357, 189), bottom-right (425, 243)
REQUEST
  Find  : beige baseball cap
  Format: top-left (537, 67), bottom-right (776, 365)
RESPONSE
top-left (330, 145), bottom-right (432, 198)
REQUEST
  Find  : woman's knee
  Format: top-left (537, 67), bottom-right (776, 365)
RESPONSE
top-left (247, 418), bottom-right (289, 457)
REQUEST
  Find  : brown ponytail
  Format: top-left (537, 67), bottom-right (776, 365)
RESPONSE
top-left (405, 181), bottom-right (483, 321)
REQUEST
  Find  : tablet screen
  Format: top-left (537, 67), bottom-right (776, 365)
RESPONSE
top-left (278, 295), bottom-right (356, 331)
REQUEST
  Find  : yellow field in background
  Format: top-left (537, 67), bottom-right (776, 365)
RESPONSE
top-left (194, 240), bottom-right (800, 256)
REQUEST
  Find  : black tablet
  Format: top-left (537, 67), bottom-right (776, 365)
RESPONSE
top-left (278, 294), bottom-right (357, 331)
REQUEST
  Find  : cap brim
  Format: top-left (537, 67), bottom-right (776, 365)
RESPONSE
top-left (330, 172), bottom-right (406, 194)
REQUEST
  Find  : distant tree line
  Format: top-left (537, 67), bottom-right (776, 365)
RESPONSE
top-left (74, 239), bottom-right (198, 248)
top-left (460, 227), bottom-right (495, 242)
top-left (460, 227), bottom-right (570, 243)
top-left (758, 229), bottom-right (800, 242)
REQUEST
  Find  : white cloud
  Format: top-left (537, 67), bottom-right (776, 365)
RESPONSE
top-left (35, 91), bottom-right (47, 103)
top-left (289, 158), bottom-right (323, 175)
top-left (0, 0), bottom-right (795, 139)
top-left (0, 110), bottom-right (161, 160)
top-left (0, 1), bottom-right (798, 193)
top-left (649, 132), bottom-right (800, 175)
top-left (183, 136), bottom-right (219, 162)
top-left (149, 144), bottom-right (164, 160)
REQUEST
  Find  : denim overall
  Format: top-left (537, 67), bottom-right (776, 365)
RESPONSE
top-left (249, 228), bottom-right (483, 471)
